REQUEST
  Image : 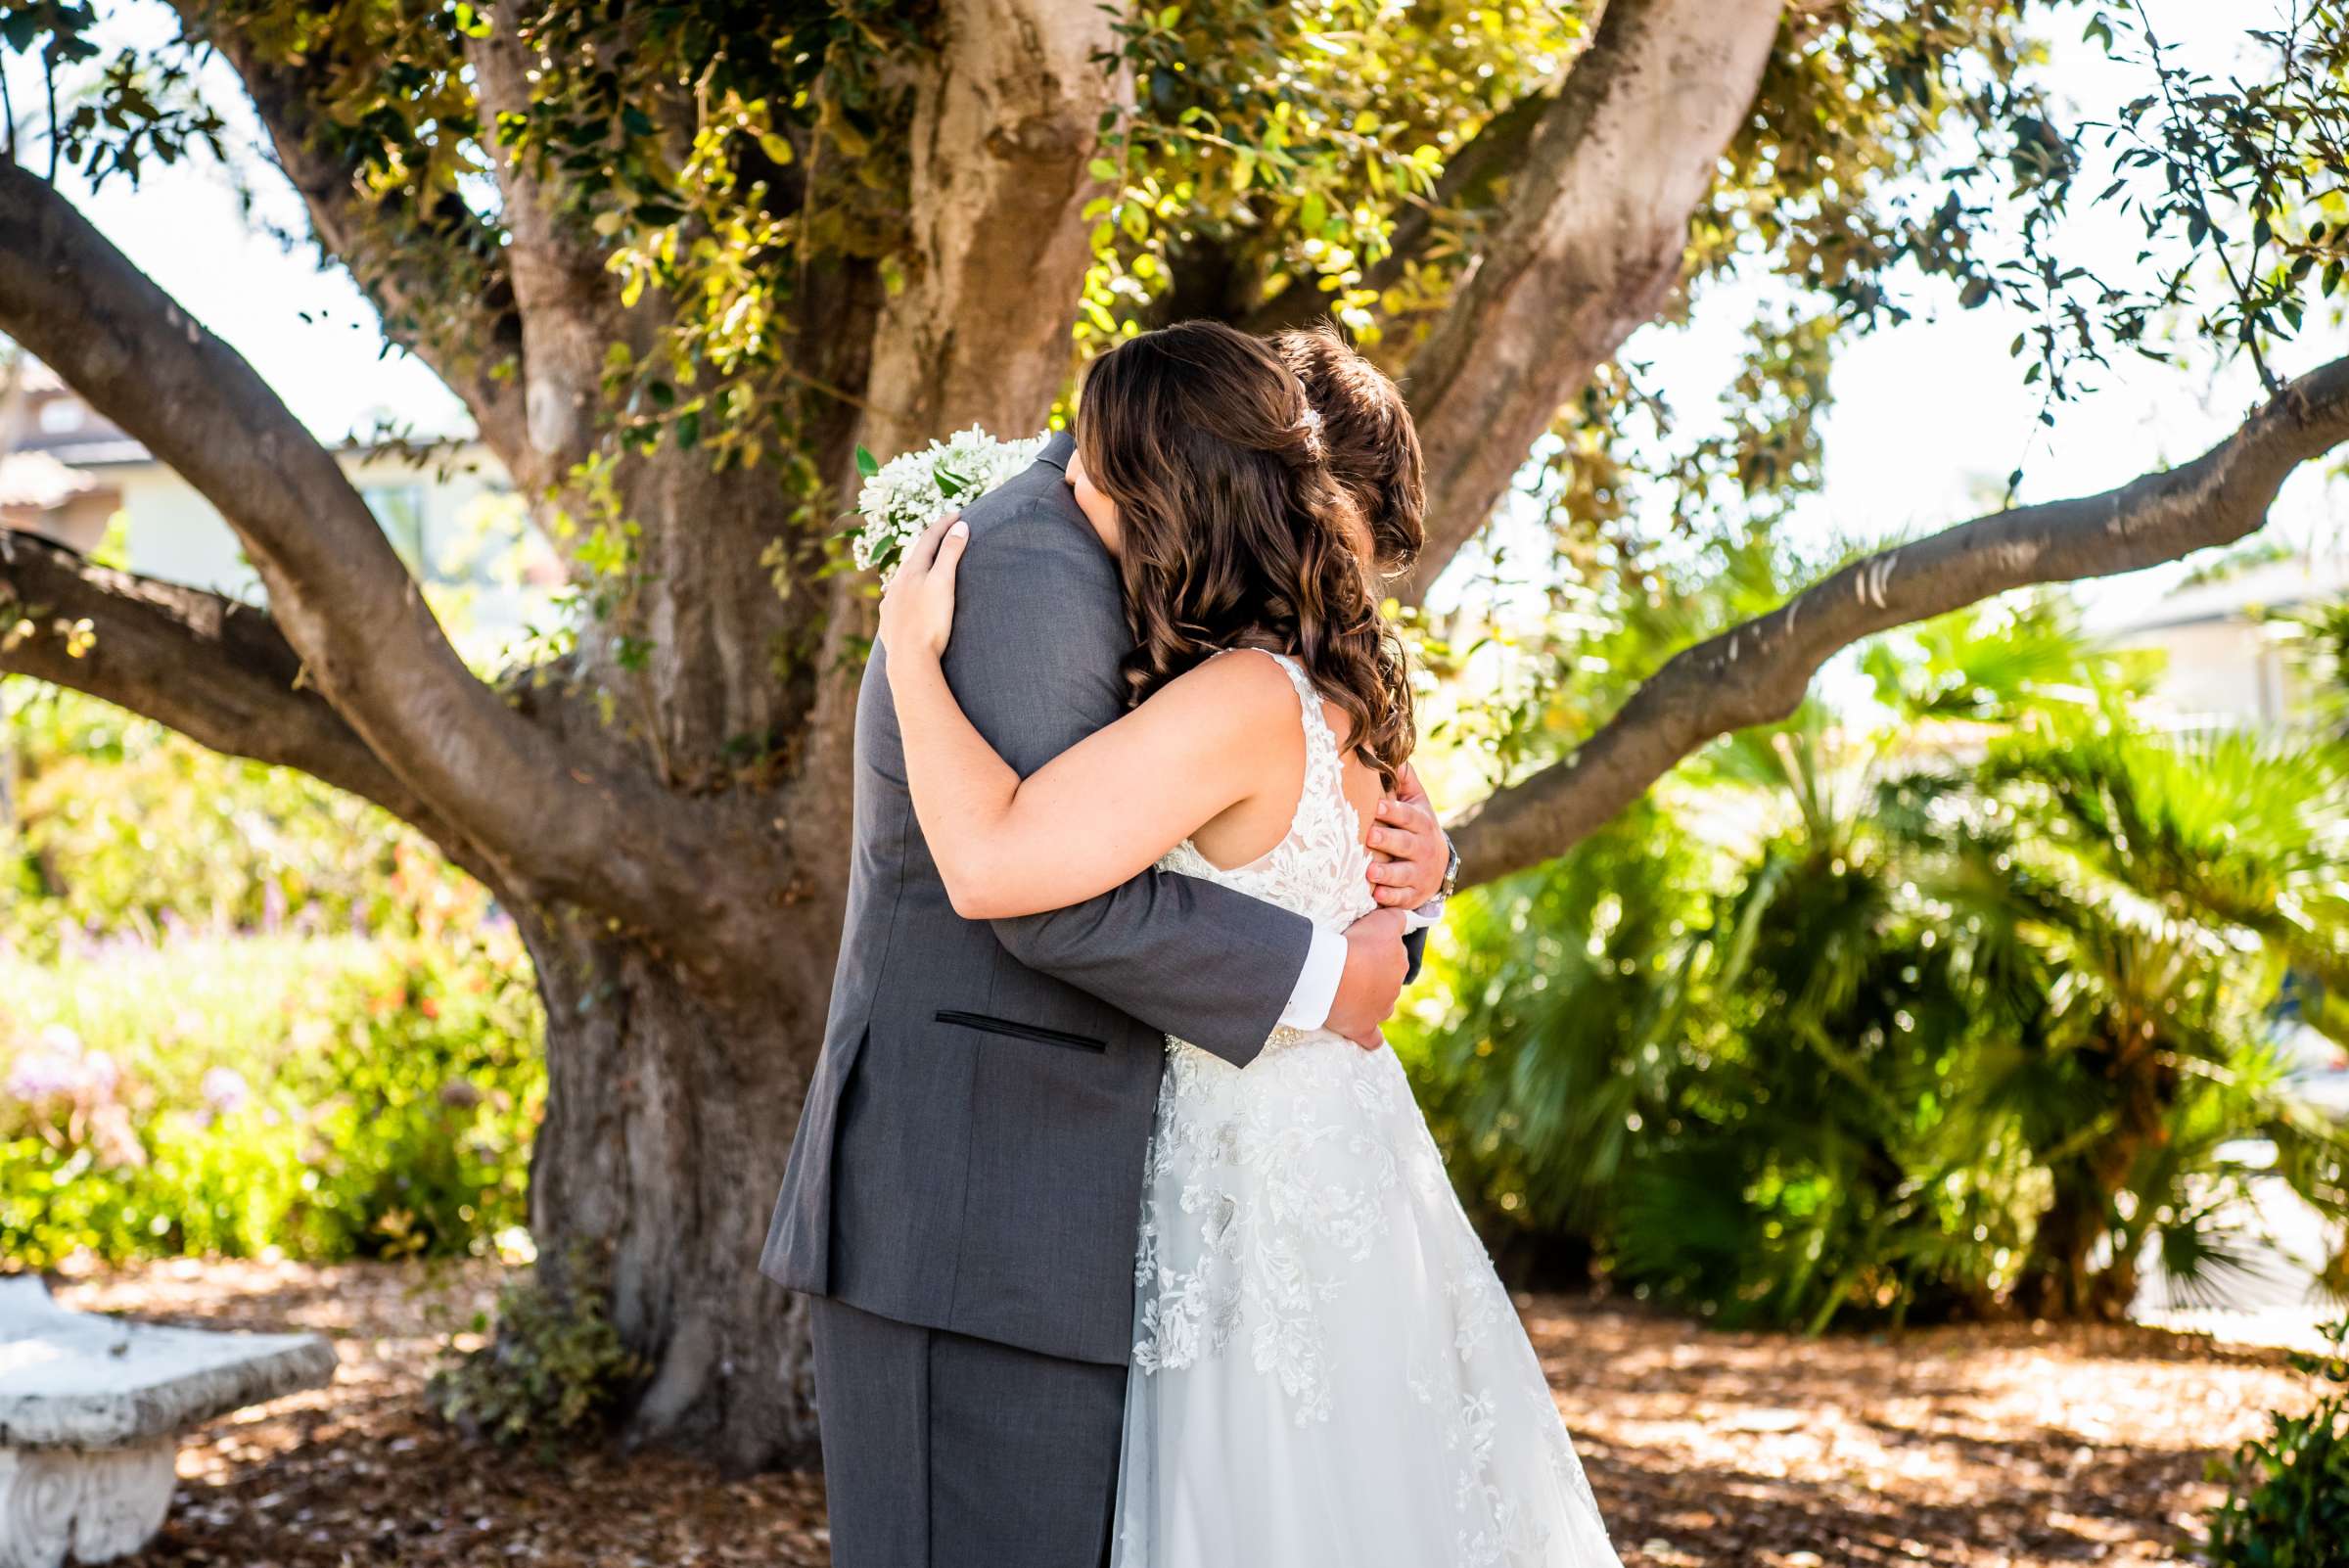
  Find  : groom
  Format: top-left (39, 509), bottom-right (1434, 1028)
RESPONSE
top-left (762, 424), bottom-right (1452, 1568)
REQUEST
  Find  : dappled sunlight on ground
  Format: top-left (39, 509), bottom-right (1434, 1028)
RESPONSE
top-left (50, 1261), bottom-right (2313, 1567)
top-left (1521, 1302), bottom-right (2307, 1566)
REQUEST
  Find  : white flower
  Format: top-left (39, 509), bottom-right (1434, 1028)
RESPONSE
top-left (844, 426), bottom-right (1049, 578)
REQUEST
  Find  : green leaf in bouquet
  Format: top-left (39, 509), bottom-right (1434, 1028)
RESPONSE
top-left (854, 444), bottom-right (880, 479)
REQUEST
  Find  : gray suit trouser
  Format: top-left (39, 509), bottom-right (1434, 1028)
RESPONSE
top-left (810, 1295), bottom-right (1128, 1568)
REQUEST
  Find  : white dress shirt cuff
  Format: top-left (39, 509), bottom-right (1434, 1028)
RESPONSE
top-left (1403, 896), bottom-right (1447, 934)
top-left (1278, 924), bottom-right (1348, 1032)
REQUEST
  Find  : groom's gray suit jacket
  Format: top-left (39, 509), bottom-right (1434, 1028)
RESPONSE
top-left (761, 433), bottom-right (1319, 1367)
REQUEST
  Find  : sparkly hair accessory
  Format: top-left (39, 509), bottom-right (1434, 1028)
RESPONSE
top-left (1298, 402), bottom-right (1326, 459)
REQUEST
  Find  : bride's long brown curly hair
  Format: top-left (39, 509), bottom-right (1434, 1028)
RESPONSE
top-left (1075, 320), bottom-right (1414, 785)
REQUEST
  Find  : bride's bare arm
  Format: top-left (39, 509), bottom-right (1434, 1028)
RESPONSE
top-left (878, 515), bottom-right (1294, 920)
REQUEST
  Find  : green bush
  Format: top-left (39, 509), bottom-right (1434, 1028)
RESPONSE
top-left (2205, 1319), bottom-right (2349, 1568)
top-left (2, 686), bottom-right (433, 960)
top-left (1392, 797), bottom-right (1716, 1263)
top-left (0, 921), bottom-right (541, 1266)
top-left (1, 683), bottom-right (543, 1268)
top-left (427, 1263), bottom-right (646, 1454)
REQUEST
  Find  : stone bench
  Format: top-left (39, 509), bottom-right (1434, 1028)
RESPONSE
top-left (0, 1275), bottom-right (337, 1568)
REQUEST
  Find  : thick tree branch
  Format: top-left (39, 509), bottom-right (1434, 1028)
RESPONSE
top-left (1450, 353), bottom-right (2349, 888)
top-left (0, 161), bottom-right (776, 952)
top-left (0, 530), bottom-right (480, 855)
top-left (1399, 0), bottom-right (1784, 603)
top-left (0, 530), bottom-right (403, 811)
top-left (167, 2), bottom-right (533, 477)
top-left (859, 0), bottom-right (1127, 453)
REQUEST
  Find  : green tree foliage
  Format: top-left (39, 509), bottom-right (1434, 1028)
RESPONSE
top-left (2278, 596), bottom-right (2349, 739)
top-left (21, 0), bottom-right (2339, 558)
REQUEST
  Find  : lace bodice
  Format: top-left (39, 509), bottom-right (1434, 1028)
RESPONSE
top-left (1156, 649), bottom-right (1377, 934)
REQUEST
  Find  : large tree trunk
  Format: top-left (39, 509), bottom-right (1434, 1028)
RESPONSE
top-left (516, 901), bottom-right (843, 1469)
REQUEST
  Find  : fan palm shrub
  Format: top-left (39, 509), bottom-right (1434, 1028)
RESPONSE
top-left (1405, 588), bottom-right (2349, 1329)
top-left (2274, 595), bottom-right (2349, 739)
top-left (1956, 721), bottom-right (2349, 1317)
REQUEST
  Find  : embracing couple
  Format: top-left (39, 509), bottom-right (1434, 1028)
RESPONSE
top-left (762, 321), bottom-right (1620, 1568)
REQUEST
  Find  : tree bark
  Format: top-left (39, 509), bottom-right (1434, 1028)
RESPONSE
top-left (859, 0), bottom-right (1126, 455)
top-left (517, 904), bottom-right (845, 1468)
top-left (1396, 0), bottom-right (1785, 600)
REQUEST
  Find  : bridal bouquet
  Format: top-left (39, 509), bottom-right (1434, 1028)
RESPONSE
top-left (846, 426), bottom-right (1048, 578)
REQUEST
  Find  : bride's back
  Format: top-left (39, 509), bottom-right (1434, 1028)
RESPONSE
top-left (1178, 650), bottom-right (1383, 878)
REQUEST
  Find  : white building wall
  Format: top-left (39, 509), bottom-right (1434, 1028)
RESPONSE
top-left (2105, 620), bottom-right (2300, 726)
top-left (88, 445), bottom-right (548, 644)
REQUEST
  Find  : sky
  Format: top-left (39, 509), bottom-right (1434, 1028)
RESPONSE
top-left (46, 4), bottom-right (473, 443)
top-left (1583, 0), bottom-right (2346, 626)
top-left (22, 0), bottom-right (2347, 627)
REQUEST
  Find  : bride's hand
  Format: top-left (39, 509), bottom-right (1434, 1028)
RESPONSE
top-left (878, 512), bottom-right (970, 660)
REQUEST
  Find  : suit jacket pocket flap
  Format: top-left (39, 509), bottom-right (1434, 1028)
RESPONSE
top-left (935, 1009), bottom-right (1107, 1053)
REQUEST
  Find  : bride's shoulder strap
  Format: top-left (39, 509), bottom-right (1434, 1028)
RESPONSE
top-left (1193, 647), bottom-right (1331, 753)
top-left (1249, 650), bottom-right (1339, 761)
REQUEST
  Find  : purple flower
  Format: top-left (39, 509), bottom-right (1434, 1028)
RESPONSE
top-left (5, 1047), bottom-right (82, 1102)
top-left (201, 1066), bottom-right (252, 1115)
top-left (7, 1027), bottom-right (91, 1099)
top-left (3, 1029), bottom-right (124, 1108)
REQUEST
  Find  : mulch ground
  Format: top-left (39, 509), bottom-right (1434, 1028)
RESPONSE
top-left (49, 1258), bottom-right (2315, 1567)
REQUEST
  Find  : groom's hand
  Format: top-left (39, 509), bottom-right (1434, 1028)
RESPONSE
top-left (1327, 906), bottom-right (1411, 1050)
top-left (1366, 763), bottom-right (1449, 909)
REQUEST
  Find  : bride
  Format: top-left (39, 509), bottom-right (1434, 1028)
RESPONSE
top-left (877, 321), bottom-right (1621, 1568)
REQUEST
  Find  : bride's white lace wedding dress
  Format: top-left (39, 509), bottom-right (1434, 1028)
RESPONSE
top-left (1109, 650), bottom-right (1623, 1568)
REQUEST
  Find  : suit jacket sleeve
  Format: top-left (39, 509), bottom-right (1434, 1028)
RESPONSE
top-left (940, 509), bottom-right (1315, 1068)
